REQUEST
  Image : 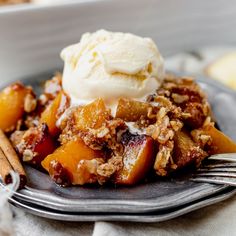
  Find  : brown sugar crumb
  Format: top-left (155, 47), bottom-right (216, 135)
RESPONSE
top-left (76, 157), bottom-right (120, 185)
top-left (22, 149), bottom-right (35, 162)
top-left (24, 93), bottom-right (37, 113)
top-left (154, 140), bottom-right (175, 176)
top-left (171, 93), bottom-right (189, 104)
top-left (24, 114), bottom-right (40, 128)
top-left (10, 130), bottom-right (25, 147)
top-left (49, 160), bottom-right (72, 187)
top-left (44, 73), bottom-right (62, 99)
top-left (191, 127), bottom-right (213, 149)
top-left (170, 120), bottom-right (183, 132)
top-left (38, 73), bottom-right (63, 108)
top-left (97, 163), bottom-right (116, 178)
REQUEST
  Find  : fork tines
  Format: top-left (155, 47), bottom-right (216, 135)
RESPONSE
top-left (191, 153), bottom-right (236, 186)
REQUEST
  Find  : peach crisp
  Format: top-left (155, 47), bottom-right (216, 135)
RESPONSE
top-left (2, 30), bottom-right (236, 187)
top-left (1, 73), bottom-right (235, 187)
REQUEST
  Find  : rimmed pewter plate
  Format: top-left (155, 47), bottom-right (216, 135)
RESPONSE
top-left (9, 187), bottom-right (236, 222)
top-left (4, 73), bottom-right (236, 214)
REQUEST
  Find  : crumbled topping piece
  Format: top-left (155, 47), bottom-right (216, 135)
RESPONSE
top-left (76, 157), bottom-right (119, 185)
top-left (22, 149), bottom-right (35, 162)
top-left (39, 94), bottom-right (49, 106)
top-left (170, 120), bottom-right (183, 132)
top-left (171, 93), bottom-right (189, 104)
top-left (191, 128), bottom-right (213, 148)
top-left (44, 73), bottom-right (62, 99)
top-left (146, 107), bottom-right (175, 144)
top-left (97, 163), bottom-right (116, 177)
top-left (49, 160), bottom-right (71, 187)
top-left (154, 140), bottom-right (175, 176)
top-left (10, 130), bottom-right (25, 147)
top-left (24, 93), bottom-right (37, 113)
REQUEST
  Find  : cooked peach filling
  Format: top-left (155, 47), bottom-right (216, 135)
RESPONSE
top-left (0, 73), bottom-right (235, 186)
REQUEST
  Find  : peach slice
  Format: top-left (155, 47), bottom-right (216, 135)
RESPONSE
top-left (115, 98), bottom-right (151, 121)
top-left (75, 98), bottom-right (111, 131)
top-left (40, 91), bottom-right (70, 136)
top-left (0, 83), bottom-right (30, 131)
top-left (114, 132), bottom-right (156, 185)
top-left (42, 138), bottom-right (105, 185)
top-left (199, 125), bottom-right (236, 154)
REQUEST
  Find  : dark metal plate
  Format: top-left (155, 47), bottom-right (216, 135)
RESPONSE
top-left (5, 73), bottom-right (236, 213)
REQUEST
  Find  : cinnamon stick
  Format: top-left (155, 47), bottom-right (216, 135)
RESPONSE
top-left (0, 129), bottom-right (27, 188)
top-left (0, 148), bottom-right (13, 185)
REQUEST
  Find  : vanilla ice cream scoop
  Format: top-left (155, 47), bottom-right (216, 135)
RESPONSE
top-left (61, 29), bottom-right (165, 112)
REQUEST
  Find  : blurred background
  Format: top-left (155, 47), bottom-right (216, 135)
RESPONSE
top-left (0, 0), bottom-right (236, 91)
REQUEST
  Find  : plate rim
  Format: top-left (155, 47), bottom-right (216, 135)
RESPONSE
top-left (14, 182), bottom-right (230, 213)
top-left (9, 188), bottom-right (236, 222)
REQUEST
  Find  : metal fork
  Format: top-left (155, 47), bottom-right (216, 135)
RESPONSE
top-left (191, 153), bottom-right (236, 186)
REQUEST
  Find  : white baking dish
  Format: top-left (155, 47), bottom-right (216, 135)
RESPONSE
top-left (0, 0), bottom-right (236, 84)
